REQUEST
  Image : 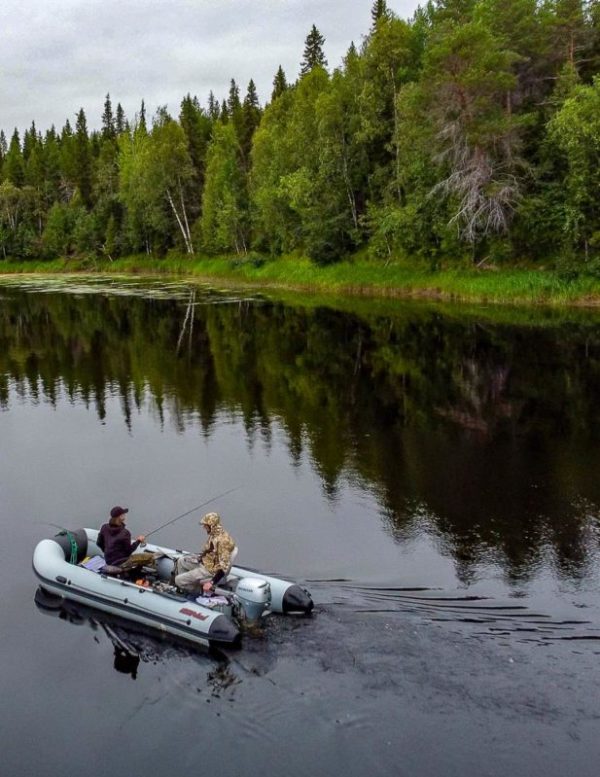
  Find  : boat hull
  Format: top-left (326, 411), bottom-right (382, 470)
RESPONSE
top-left (32, 528), bottom-right (312, 649)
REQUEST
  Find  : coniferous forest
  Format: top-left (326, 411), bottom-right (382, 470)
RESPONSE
top-left (1, 0), bottom-right (599, 272)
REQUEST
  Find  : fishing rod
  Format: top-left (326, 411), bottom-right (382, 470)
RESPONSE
top-left (143, 485), bottom-right (243, 540)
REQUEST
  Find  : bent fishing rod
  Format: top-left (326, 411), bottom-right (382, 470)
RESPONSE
top-left (143, 485), bottom-right (243, 541)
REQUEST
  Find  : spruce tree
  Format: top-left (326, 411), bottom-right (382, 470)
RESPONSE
top-left (59, 119), bottom-right (79, 201)
top-left (24, 127), bottom-right (44, 191)
top-left (139, 100), bottom-right (147, 133)
top-left (74, 108), bottom-right (93, 206)
top-left (0, 130), bottom-right (6, 178)
top-left (115, 103), bottom-right (126, 135)
top-left (271, 65), bottom-right (288, 101)
top-left (227, 79), bottom-right (241, 114)
top-left (371, 0), bottom-right (390, 27)
top-left (22, 121), bottom-right (39, 161)
top-left (179, 93), bottom-right (212, 189)
top-left (243, 79), bottom-right (260, 112)
top-left (207, 91), bottom-right (220, 121)
top-left (240, 80), bottom-right (262, 166)
top-left (4, 129), bottom-right (25, 187)
top-left (42, 127), bottom-right (62, 202)
top-left (432, 0), bottom-right (476, 23)
top-left (220, 99), bottom-right (229, 124)
top-left (300, 25), bottom-right (328, 75)
top-left (102, 93), bottom-right (115, 139)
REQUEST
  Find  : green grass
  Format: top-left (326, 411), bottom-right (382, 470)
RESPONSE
top-left (2, 252), bottom-right (600, 307)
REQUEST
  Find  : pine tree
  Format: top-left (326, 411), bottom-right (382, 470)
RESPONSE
top-left (179, 93), bottom-right (212, 190)
top-left (243, 79), bottom-right (260, 112)
top-left (139, 100), bottom-right (147, 133)
top-left (300, 25), bottom-right (328, 75)
top-left (550, 0), bottom-right (590, 73)
top-left (271, 65), bottom-right (288, 101)
top-left (74, 108), bottom-right (93, 206)
top-left (42, 127), bottom-right (62, 202)
top-left (115, 103), bottom-right (126, 135)
top-left (0, 130), bottom-right (6, 178)
top-left (22, 121), bottom-right (39, 161)
top-left (102, 93), bottom-right (115, 139)
top-left (207, 91), bottom-right (220, 121)
top-left (220, 99), bottom-right (230, 124)
top-left (4, 129), bottom-right (25, 187)
top-left (431, 0), bottom-right (476, 23)
top-left (240, 80), bottom-right (262, 166)
top-left (24, 129), bottom-right (44, 190)
top-left (227, 79), bottom-right (241, 114)
top-left (371, 0), bottom-right (390, 27)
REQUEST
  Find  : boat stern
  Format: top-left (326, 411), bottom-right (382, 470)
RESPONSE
top-left (282, 584), bottom-right (314, 615)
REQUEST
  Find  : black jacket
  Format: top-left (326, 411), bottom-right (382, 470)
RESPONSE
top-left (97, 524), bottom-right (140, 566)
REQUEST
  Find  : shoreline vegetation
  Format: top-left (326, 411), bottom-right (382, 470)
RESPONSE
top-left (3, 253), bottom-right (600, 308)
top-left (1, 2), bottom-right (600, 296)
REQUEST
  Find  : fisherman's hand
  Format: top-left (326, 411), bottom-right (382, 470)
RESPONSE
top-left (202, 582), bottom-right (214, 595)
top-left (136, 535), bottom-right (146, 544)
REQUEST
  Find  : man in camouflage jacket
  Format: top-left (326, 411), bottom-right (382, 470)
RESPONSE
top-left (174, 512), bottom-right (236, 594)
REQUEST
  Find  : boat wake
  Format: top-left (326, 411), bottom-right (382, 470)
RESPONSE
top-left (307, 580), bottom-right (600, 646)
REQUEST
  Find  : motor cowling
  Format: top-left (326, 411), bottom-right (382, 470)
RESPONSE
top-left (234, 577), bottom-right (271, 622)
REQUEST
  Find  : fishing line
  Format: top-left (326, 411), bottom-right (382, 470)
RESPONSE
top-left (143, 485), bottom-right (243, 540)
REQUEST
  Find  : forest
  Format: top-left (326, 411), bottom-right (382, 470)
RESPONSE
top-left (0, 0), bottom-right (599, 271)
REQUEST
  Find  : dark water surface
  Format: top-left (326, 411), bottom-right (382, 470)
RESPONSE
top-left (1, 277), bottom-right (599, 776)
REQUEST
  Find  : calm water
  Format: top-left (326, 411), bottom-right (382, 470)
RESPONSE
top-left (1, 277), bottom-right (599, 776)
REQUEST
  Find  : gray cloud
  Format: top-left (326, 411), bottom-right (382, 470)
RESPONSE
top-left (1, 0), bottom-right (419, 134)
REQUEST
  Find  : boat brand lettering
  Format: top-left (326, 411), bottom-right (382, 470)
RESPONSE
top-left (180, 607), bottom-right (208, 621)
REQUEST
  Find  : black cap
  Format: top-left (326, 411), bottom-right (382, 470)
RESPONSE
top-left (110, 506), bottom-right (128, 519)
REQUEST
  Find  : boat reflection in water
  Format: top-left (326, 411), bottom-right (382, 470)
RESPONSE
top-left (33, 586), bottom-right (233, 681)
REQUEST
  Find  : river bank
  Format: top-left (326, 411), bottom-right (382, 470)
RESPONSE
top-left (2, 253), bottom-right (600, 307)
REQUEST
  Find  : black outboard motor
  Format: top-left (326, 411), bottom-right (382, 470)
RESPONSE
top-left (282, 585), bottom-right (314, 615)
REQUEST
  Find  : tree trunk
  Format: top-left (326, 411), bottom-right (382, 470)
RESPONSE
top-left (177, 178), bottom-right (194, 253)
top-left (340, 129), bottom-right (358, 229)
top-left (167, 189), bottom-right (193, 253)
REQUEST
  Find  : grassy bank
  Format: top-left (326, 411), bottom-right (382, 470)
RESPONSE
top-left (2, 253), bottom-right (600, 307)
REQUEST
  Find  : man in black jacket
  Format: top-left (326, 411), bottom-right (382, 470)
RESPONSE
top-left (97, 506), bottom-right (153, 569)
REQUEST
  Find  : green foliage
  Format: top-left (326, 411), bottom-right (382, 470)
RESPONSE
top-left (41, 202), bottom-right (74, 257)
top-left (547, 76), bottom-right (600, 255)
top-left (0, 2), bottom-right (599, 268)
top-left (200, 122), bottom-right (249, 255)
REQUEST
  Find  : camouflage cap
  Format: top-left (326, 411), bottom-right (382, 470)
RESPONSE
top-left (200, 512), bottom-right (221, 529)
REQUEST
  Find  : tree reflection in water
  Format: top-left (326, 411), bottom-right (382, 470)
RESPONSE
top-left (5, 283), bottom-right (600, 584)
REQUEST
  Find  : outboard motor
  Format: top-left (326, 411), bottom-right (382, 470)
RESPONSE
top-left (234, 577), bottom-right (271, 622)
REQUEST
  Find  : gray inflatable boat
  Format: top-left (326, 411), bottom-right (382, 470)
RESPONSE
top-left (32, 528), bottom-right (313, 648)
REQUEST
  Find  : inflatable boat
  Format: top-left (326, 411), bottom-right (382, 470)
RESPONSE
top-left (32, 528), bottom-right (313, 649)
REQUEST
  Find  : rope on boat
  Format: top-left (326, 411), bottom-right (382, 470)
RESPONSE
top-left (45, 523), bottom-right (79, 564)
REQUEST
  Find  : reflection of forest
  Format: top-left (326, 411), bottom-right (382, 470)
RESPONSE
top-left (2, 287), bottom-right (600, 582)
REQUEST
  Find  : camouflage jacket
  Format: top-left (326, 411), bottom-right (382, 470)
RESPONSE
top-left (200, 526), bottom-right (236, 575)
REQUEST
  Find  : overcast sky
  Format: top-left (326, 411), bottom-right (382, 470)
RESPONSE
top-left (1, 0), bottom-right (420, 135)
